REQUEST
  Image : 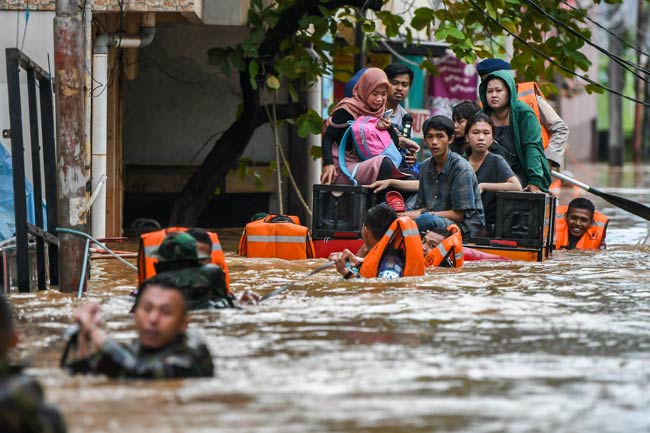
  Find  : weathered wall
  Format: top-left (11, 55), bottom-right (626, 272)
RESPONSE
top-left (123, 22), bottom-right (291, 225)
top-left (0, 11), bottom-right (55, 183)
top-left (123, 23), bottom-right (281, 166)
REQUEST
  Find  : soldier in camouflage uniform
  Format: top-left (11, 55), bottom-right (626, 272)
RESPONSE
top-left (151, 231), bottom-right (235, 309)
top-left (0, 296), bottom-right (67, 433)
top-left (63, 273), bottom-right (214, 379)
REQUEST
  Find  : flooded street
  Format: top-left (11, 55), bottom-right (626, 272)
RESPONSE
top-left (6, 164), bottom-right (650, 433)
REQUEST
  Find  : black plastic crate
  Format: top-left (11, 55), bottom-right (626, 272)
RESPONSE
top-left (495, 191), bottom-right (555, 248)
top-left (312, 185), bottom-right (375, 239)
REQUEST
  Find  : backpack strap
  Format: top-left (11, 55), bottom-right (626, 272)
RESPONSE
top-left (338, 120), bottom-right (358, 186)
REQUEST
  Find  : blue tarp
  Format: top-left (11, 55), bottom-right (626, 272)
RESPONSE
top-left (0, 141), bottom-right (45, 241)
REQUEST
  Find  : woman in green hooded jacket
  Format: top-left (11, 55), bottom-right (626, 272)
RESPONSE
top-left (478, 70), bottom-right (551, 192)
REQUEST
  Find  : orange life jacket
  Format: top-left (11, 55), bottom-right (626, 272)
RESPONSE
top-left (238, 215), bottom-right (315, 260)
top-left (554, 205), bottom-right (608, 250)
top-left (517, 82), bottom-right (550, 150)
top-left (138, 227), bottom-right (230, 291)
top-left (424, 224), bottom-right (464, 268)
top-left (359, 217), bottom-right (425, 278)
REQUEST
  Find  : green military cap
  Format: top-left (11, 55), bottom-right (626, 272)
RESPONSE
top-left (152, 232), bottom-right (209, 263)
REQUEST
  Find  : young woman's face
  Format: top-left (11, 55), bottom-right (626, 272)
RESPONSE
top-left (453, 118), bottom-right (467, 138)
top-left (485, 79), bottom-right (509, 110)
top-left (467, 120), bottom-right (494, 153)
top-left (366, 84), bottom-right (388, 110)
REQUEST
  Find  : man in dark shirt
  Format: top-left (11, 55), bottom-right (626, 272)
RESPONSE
top-left (405, 115), bottom-right (485, 238)
top-left (63, 273), bottom-right (214, 379)
top-left (0, 296), bottom-right (67, 433)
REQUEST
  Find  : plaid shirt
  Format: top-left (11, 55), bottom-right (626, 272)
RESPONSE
top-left (65, 331), bottom-right (214, 379)
top-left (415, 151), bottom-right (485, 236)
top-left (0, 361), bottom-right (67, 433)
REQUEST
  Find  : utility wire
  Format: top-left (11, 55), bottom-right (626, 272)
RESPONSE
top-left (466, 0), bottom-right (650, 107)
top-left (523, 0), bottom-right (650, 81)
top-left (20, 6), bottom-right (29, 52)
top-left (560, 0), bottom-right (650, 58)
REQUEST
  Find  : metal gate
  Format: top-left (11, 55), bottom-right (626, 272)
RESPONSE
top-left (5, 48), bottom-right (59, 292)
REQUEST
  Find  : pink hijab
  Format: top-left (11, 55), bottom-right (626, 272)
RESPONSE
top-left (327, 67), bottom-right (389, 128)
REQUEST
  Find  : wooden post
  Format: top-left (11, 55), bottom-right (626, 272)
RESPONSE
top-left (54, 0), bottom-right (88, 293)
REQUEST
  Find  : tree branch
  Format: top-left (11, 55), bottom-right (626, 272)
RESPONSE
top-left (255, 102), bottom-right (307, 128)
top-left (259, 0), bottom-right (383, 58)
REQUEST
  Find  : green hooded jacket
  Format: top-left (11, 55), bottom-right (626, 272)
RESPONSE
top-left (479, 70), bottom-right (551, 190)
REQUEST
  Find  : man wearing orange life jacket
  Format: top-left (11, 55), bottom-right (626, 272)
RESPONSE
top-left (476, 58), bottom-right (569, 171)
top-left (555, 198), bottom-right (608, 250)
top-left (328, 204), bottom-right (425, 279)
top-left (138, 226), bottom-right (230, 289)
top-left (422, 224), bottom-right (464, 268)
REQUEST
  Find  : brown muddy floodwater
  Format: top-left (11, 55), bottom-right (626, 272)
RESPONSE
top-left (6, 164), bottom-right (650, 433)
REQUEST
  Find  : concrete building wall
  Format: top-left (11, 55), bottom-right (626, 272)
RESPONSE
top-left (0, 11), bottom-right (55, 183)
top-left (124, 23), bottom-right (281, 166)
top-left (123, 22), bottom-right (291, 225)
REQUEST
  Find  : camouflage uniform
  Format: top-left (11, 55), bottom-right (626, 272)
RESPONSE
top-left (64, 330), bottom-right (214, 379)
top-left (0, 361), bottom-right (67, 433)
top-left (142, 232), bottom-right (234, 310)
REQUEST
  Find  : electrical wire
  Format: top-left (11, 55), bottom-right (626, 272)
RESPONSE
top-left (466, 0), bottom-right (650, 107)
top-left (523, 0), bottom-right (650, 81)
top-left (560, 0), bottom-right (650, 58)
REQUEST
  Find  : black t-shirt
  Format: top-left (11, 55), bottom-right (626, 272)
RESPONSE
top-left (494, 125), bottom-right (527, 185)
top-left (473, 152), bottom-right (516, 226)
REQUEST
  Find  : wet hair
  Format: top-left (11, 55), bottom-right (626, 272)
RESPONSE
top-left (452, 101), bottom-right (481, 123)
top-left (567, 198), bottom-right (595, 219)
top-left (422, 115), bottom-right (455, 139)
top-left (0, 296), bottom-right (14, 355)
top-left (187, 228), bottom-right (212, 248)
top-left (464, 112), bottom-right (495, 136)
top-left (384, 63), bottom-right (414, 83)
top-left (133, 273), bottom-right (188, 312)
top-left (364, 204), bottom-right (398, 241)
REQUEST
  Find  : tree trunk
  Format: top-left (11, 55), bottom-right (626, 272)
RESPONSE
top-left (168, 72), bottom-right (305, 225)
top-left (168, 0), bottom-right (382, 226)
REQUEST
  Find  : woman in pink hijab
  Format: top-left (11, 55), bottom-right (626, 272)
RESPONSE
top-left (320, 67), bottom-right (413, 186)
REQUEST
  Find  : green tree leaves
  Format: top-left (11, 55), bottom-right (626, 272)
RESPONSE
top-left (207, 0), bottom-right (598, 138)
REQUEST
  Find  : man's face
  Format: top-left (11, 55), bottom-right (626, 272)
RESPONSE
top-left (387, 73), bottom-right (411, 106)
top-left (566, 208), bottom-right (593, 239)
top-left (422, 231), bottom-right (445, 255)
top-left (424, 128), bottom-right (453, 159)
top-left (134, 285), bottom-right (188, 349)
top-left (361, 224), bottom-right (375, 249)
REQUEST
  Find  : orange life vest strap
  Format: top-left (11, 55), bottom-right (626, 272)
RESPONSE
top-left (554, 205), bottom-right (608, 250)
top-left (360, 217), bottom-right (425, 278)
top-left (516, 81), bottom-right (550, 150)
top-left (424, 224), bottom-right (464, 268)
